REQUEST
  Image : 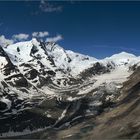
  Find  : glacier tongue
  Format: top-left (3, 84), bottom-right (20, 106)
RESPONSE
top-left (78, 65), bottom-right (131, 95)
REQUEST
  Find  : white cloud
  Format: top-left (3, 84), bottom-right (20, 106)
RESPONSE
top-left (46, 35), bottom-right (63, 42)
top-left (32, 31), bottom-right (49, 38)
top-left (39, 0), bottom-right (62, 13)
top-left (0, 32), bottom-right (63, 48)
top-left (12, 33), bottom-right (29, 41)
top-left (0, 35), bottom-right (13, 47)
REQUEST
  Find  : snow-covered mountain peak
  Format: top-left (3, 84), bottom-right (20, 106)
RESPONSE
top-left (104, 51), bottom-right (138, 66)
top-left (31, 38), bottom-right (40, 46)
top-left (110, 51), bottom-right (136, 59)
top-left (3, 39), bottom-right (99, 75)
top-left (1, 39), bottom-right (140, 77)
top-left (4, 41), bottom-right (33, 64)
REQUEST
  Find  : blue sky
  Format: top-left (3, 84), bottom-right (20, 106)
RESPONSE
top-left (0, 1), bottom-right (140, 58)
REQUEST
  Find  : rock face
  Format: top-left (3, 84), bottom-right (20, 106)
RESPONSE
top-left (0, 38), bottom-right (139, 138)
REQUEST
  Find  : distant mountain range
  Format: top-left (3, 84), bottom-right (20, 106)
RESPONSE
top-left (0, 38), bottom-right (140, 139)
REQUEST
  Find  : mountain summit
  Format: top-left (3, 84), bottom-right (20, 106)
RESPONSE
top-left (0, 39), bottom-right (140, 138)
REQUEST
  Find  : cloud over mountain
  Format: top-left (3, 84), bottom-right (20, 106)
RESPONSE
top-left (32, 31), bottom-right (49, 38)
top-left (12, 33), bottom-right (29, 41)
top-left (0, 32), bottom-right (63, 48)
top-left (0, 35), bottom-right (13, 47)
top-left (46, 35), bottom-right (63, 42)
